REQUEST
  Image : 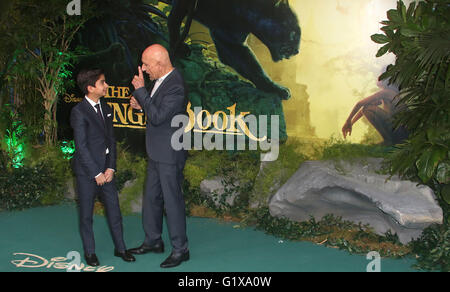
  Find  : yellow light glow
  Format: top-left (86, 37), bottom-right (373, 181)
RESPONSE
top-left (291, 0), bottom-right (403, 142)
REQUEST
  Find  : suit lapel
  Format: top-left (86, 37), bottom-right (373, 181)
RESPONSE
top-left (100, 99), bottom-right (113, 130)
top-left (151, 68), bottom-right (177, 101)
top-left (82, 98), bottom-right (105, 130)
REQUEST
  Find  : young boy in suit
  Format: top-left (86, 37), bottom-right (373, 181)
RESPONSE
top-left (70, 68), bottom-right (135, 266)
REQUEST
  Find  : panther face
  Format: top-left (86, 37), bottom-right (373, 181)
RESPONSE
top-left (253, 0), bottom-right (301, 62)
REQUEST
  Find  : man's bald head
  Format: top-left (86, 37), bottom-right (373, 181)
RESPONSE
top-left (141, 44), bottom-right (173, 81)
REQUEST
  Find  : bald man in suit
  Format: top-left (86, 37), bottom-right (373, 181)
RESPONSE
top-left (128, 45), bottom-right (189, 268)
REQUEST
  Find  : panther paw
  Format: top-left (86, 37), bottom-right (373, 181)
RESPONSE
top-left (275, 85), bottom-right (291, 100)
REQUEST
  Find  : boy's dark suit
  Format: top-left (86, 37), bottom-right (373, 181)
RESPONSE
top-left (133, 68), bottom-right (189, 254)
top-left (70, 98), bottom-right (126, 255)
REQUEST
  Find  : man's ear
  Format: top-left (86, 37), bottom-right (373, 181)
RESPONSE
top-left (87, 85), bottom-right (95, 94)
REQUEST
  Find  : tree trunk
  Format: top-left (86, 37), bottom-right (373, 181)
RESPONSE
top-left (42, 88), bottom-right (57, 145)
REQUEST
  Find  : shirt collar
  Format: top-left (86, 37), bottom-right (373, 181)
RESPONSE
top-left (156, 68), bottom-right (174, 83)
top-left (85, 96), bottom-right (100, 108)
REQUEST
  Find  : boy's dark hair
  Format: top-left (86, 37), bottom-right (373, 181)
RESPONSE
top-left (77, 68), bottom-right (104, 95)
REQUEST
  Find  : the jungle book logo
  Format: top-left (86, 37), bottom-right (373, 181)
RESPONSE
top-left (64, 86), bottom-right (280, 161)
top-left (64, 86), bottom-right (146, 130)
top-left (184, 102), bottom-right (267, 142)
top-left (172, 103), bottom-right (280, 162)
top-left (11, 252), bottom-right (114, 272)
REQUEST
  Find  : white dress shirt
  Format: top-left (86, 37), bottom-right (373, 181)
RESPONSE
top-left (151, 69), bottom-right (174, 97)
top-left (84, 96), bottom-right (114, 178)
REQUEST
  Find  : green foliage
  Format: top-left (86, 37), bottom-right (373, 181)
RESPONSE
top-left (243, 207), bottom-right (411, 258)
top-left (183, 150), bottom-right (226, 189)
top-left (371, 0), bottom-right (450, 271)
top-left (60, 140), bottom-right (75, 160)
top-left (372, 0), bottom-right (449, 188)
top-left (0, 160), bottom-right (51, 211)
top-left (183, 149), bottom-right (260, 217)
top-left (410, 222), bottom-right (450, 271)
top-left (28, 145), bottom-right (71, 206)
top-left (0, 144), bottom-right (70, 210)
top-left (183, 138), bottom-right (310, 216)
top-left (318, 136), bottom-right (391, 161)
top-left (0, 105), bottom-right (28, 168)
top-left (250, 138), bottom-right (308, 207)
top-left (0, 0), bottom-right (94, 144)
top-left (115, 143), bottom-right (147, 215)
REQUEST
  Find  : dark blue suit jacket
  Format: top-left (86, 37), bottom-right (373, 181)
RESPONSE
top-left (133, 68), bottom-right (188, 165)
top-left (70, 98), bottom-right (116, 178)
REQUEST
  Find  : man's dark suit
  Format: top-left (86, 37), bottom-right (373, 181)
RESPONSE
top-left (133, 68), bottom-right (189, 254)
top-left (70, 98), bottom-right (126, 255)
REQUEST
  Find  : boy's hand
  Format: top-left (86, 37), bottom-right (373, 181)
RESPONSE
top-left (105, 169), bottom-right (115, 183)
top-left (95, 173), bottom-right (107, 186)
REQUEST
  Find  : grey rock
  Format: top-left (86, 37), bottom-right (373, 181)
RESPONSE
top-left (118, 179), bottom-right (142, 213)
top-left (200, 176), bottom-right (239, 208)
top-left (122, 179), bottom-right (136, 190)
top-left (269, 158), bottom-right (443, 244)
top-left (130, 198), bottom-right (142, 214)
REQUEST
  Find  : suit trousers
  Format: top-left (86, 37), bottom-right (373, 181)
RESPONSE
top-left (142, 157), bottom-right (188, 254)
top-left (76, 175), bottom-right (126, 254)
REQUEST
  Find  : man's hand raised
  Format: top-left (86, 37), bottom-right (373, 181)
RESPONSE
top-left (132, 66), bottom-right (145, 90)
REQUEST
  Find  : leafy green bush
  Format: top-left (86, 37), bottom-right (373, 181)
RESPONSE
top-left (0, 109), bottom-right (70, 209)
top-left (371, 0), bottom-right (450, 271)
top-left (317, 136), bottom-right (391, 161)
top-left (183, 149), bottom-right (260, 217)
top-left (411, 222), bottom-right (450, 271)
top-left (0, 105), bottom-right (28, 168)
top-left (115, 142), bottom-right (147, 215)
top-left (371, 0), bottom-right (449, 196)
top-left (243, 207), bottom-right (411, 258)
top-left (28, 145), bottom-right (71, 206)
top-left (0, 149), bottom-right (56, 210)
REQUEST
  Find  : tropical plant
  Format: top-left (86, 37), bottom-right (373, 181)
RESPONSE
top-left (0, 0), bottom-right (94, 145)
top-left (0, 105), bottom-right (27, 168)
top-left (371, 0), bottom-right (450, 199)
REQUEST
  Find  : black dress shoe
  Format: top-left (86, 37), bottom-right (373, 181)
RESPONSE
top-left (160, 251), bottom-right (190, 268)
top-left (114, 249), bottom-right (136, 262)
top-left (85, 253), bottom-right (100, 267)
top-left (129, 242), bottom-right (164, 255)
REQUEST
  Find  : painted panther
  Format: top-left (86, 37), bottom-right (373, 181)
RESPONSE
top-left (166, 0), bottom-right (301, 100)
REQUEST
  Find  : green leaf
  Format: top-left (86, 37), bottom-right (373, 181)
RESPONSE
top-left (371, 34), bottom-right (390, 44)
top-left (416, 147), bottom-right (446, 183)
top-left (400, 28), bottom-right (419, 37)
top-left (436, 162), bottom-right (450, 184)
top-left (406, 2), bottom-right (416, 19)
top-left (376, 44), bottom-right (391, 57)
top-left (387, 9), bottom-right (402, 23)
top-left (399, 1), bottom-right (407, 22)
